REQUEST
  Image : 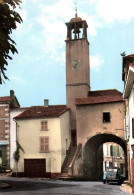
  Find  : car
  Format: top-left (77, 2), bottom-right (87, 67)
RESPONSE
top-left (103, 167), bottom-right (125, 185)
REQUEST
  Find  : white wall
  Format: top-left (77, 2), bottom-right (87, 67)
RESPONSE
top-left (60, 111), bottom-right (71, 167)
top-left (128, 86), bottom-right (134, 181)
top-left (10, 108), bottom-right (27, 169)
top-left (16, 112), bottom-right (70, 174)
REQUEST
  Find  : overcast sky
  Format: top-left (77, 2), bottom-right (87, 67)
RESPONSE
top-left (1, 0), bottom-right (134, 107)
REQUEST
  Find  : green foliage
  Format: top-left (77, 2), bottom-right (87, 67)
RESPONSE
top-left (14, 141), bottom-right (24, 162)
top-left (0, 0), bottom-right (22, 84)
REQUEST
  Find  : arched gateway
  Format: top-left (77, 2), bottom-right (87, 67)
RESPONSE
top-left (82, 133), bottom-right (127, 180)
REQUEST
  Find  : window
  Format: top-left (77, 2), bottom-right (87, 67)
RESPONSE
top-left (103, 112), bottom-right (110, 123)
top-left (40, 136), bottom-right (49, 152)
top-left (119, 146), bottom-right (123, 157)
top-left (110, 145), bottom-right (113, 156)
top-left (41, 121), bottom-right (48, 131)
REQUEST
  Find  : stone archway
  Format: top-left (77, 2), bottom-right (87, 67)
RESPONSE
top-left (84, 133), bottom-right (127, 180)
top-left (73, 133), bottom-right (127, 180)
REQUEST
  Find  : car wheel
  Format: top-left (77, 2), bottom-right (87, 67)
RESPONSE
top-left (103, 180), bottom-right (106, 184)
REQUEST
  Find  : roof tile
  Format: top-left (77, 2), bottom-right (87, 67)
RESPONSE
top-left (0, 96), bottom-right (10, 103)
top-left (15, 105), bottom-right (70, 120)
top-left (76, 89), bottom-right (123, 105)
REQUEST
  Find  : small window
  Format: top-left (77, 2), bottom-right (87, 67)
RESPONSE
top-left (40, 136), bottom-right (49, 152)
top-left (103, 112), bottom-right (110, 123)
top-left (41, 121), bottom-right (48, 131)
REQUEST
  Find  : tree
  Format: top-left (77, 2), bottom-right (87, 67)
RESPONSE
top-left (0, 0), bottom-right (22, 84)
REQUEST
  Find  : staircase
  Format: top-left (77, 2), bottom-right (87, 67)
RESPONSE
top-left (59, 146), bottom-right (77, 179)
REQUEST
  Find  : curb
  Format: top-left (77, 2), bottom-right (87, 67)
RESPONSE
top-left (121, 184), bottom-right (133, 194)
top-left (0, 182), bottom-right (11, 190)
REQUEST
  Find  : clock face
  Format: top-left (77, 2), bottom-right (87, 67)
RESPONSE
top-left (72, 59), bottom-right (81, 69)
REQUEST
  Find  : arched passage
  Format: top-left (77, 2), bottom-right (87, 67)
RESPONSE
top-left (82, 133), bottom-right (127, 180)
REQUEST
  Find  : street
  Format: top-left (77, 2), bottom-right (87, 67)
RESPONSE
top-left (0, 177), bottom-right (132, 195)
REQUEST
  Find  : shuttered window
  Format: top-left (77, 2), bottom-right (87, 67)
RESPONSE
top-left (113, 145), bottom-right (117, 157)
top-left (40, 137), bottom-right (49, 152)
top-left (119, 146), bottom-right (123, 157)
top-left (132, 118), bottom-right (134, 138)
top-left (41, 121), bottom-right (48, 131)
top-left (110, 145), bottom-right (113, 156)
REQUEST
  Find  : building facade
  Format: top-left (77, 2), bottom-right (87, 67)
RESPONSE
top-left (14, 104), bottom-right (71, 177)
top-left (64, 13), bottom-right (126, 180)
top-left (10, 107), bottom-right (27, 169)
top-left (123, 54), bottom-right (134, 183)
top-left (0, 90), bottom-right (20, 169)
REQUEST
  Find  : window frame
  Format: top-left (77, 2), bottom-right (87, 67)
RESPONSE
top-left (103, 112), bottom-right (111, 123)
top-left (41, 121), bottom-right (48, 131)
top-left (39, 136), bottom-right (49, 153)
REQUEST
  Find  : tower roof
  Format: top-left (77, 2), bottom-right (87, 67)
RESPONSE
top-left (70, 16), bottom-right (82, 23)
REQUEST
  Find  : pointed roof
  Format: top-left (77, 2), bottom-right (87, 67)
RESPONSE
top-left (75, 89), bottom-right (123, 105)
top-left (14, 105), bottom-right (70, 120)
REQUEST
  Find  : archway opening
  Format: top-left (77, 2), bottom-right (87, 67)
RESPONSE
top-left (103, 142), bottom-right (125, 174)
top-left (83, 133), bottom-right (127, 180)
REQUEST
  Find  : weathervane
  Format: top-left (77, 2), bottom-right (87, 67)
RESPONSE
top-left (75, 1), bottom-right (78, 17)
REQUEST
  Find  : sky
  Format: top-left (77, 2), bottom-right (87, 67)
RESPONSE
top-left (1, 0), bottom-right (134, 107)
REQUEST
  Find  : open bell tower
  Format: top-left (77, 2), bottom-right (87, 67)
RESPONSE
top-left (65, 12), bottom-right (90, 145)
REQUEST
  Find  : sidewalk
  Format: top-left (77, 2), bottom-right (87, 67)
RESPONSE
top-left (0, 171), bottom-right (12, 189)
top-left (121, 181), bottom-right (133, 194)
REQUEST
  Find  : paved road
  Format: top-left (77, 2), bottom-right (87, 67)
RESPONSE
top-left (0, 177), bottom-right (132, 195)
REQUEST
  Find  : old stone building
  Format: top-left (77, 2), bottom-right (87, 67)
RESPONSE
top-left (0, 90), bottom-right (20, 169)
top-left (122, 54), bottom-right (134, 184)
top-left (6, 13), bottom-right (126, 179)
top-left (62, 13), bottom-right (126, 180)
top-left (14, 103), bottom-right (71, 177)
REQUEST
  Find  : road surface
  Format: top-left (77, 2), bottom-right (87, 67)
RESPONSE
top-left (0, 177), bottom-right (132, 195)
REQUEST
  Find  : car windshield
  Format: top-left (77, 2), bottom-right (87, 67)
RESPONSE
top-left (107, 167), bottom-right (118, 172)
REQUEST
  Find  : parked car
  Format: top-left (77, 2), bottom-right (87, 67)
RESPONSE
top-left (103, 167), bottom-right (125, 185)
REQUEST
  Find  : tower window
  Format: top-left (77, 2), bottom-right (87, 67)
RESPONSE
top-left (103, 112), bottom-right (110, 123)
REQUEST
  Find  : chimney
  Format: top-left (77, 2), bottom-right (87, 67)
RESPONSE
top-left (10, 90), bottom-right (14, 100)
top-left (44, 99), bottom-right (49, 107)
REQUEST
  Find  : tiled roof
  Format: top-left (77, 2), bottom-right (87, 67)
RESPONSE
top-left (15, 105), bottom-right (70, 120)
top-left (129, 63), bottom-right (134, 68)
top-left (0, 96), bottom-right (10, 103)
top-left (76, 89), bottom-right (123, 105)
top-left (125, 54), bottom-right (134, 58)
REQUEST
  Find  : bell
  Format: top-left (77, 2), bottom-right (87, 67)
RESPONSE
top-left (73, 28), bottom-right (81, 34)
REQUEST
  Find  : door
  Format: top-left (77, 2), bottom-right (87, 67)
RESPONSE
top-left (24, 159), bottom-right (46, 177)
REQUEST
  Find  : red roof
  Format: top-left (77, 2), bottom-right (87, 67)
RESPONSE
top-left (76, 89), bottom-right (123, 105)
top-left (129, 63), bottom-right (134, 69)
top-left (125, 54), bottom-right (134, 58)
top-left (15, 105), bottom-right (70, 120)
top-left (0, 96), bottom-right (10, 103)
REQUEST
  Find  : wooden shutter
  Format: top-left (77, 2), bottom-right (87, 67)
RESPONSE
top-left (40, 137), bottom-right (49, 152)
top-left (119, 146), bottom-right (123, 157)
top-left (40, 137), bottom-right (45, 152)
top-left (41, 121), bottom-right (48, 131)
top-left (44, 137), bottom-right (49, 152)
top-left (132, 118), bottom-right (134, 138)
top-left (113, 145), bottom-right (117, 157)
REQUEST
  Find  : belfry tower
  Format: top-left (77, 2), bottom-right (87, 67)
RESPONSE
top-left (65, 13), bottom-right (90, 145)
